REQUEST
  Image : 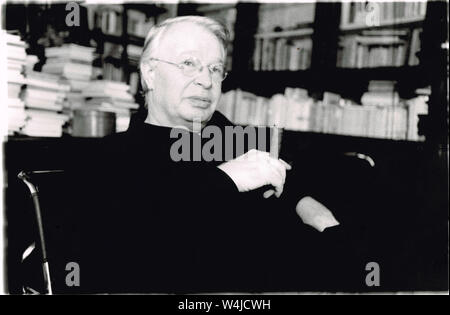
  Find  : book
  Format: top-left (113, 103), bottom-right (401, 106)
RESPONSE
top-left (258, 3), bottom-right (315, 33)
top-left (341, 1), bottom-right (426, 29)
top-left (408, 28), bottom-right (422, 66)
top-left (45, 44), bottom-right (95, 62)
top-left (338, 34), bottom-right (409, 68)
top-left (85, 80), bottom-right (130, 92)
top-left (217, 90), bottom-right (236, 122)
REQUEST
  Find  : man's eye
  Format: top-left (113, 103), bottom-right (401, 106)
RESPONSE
top-left (182, 60), bottom-right (196, 67)
top-left (211, 65), bottom-right (224, 74)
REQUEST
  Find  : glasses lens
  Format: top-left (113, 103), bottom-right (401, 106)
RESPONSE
top-left (210, 64), bottom-right (226, 82)
top-left (181, 58), bottom-right (200, 76)
top-left (180, 57), bottom-right (226, 82)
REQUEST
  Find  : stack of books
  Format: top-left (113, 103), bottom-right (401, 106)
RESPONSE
top-left (42, 44), bottom-right (95, 98)
top-left (23, 71), bottom-right (71, 137)
top-left (24, 71), bottom-right (70, 112)
top-left (6, 33), bottom-right (27, 135)
top-left (22, 109), bottom-right (70, 137)
top-left (39, 44), bottom-right (96, 135)
top-left (82, 80), bottom-right (139, 132)
top-left (361, 80), bottom-right (399, 106)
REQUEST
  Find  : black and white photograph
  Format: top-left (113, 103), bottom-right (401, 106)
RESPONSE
top-left (0, 0), bottom-right (448, 300)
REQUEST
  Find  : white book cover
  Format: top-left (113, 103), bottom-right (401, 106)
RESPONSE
top-left (26, 78), bottom-right (71, 93)
top-left (26, 109), bottom-right (68, 122)
top-left (86, 80), bottom-right (130, 92)
top-left (21, 128), bottom-right (62, 138)
top-left (6, 33), bottom-right (25, 46)
top-left (266, 94), bottom-right (286, 128)
top-left (25, 99), bottom-right (63, 111)
top-left (25, 87), bottom-right (66, 100)
top-left (27, 70), bottom-right (61, 81)
top-left (7, 98), bottom-right (25, 108)
top-left (46, 44), bottom-right (95, 59)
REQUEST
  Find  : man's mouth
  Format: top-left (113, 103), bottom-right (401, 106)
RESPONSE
top-left (187, 96), bottom-right (212, 108)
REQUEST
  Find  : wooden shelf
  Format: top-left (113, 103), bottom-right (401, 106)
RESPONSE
top-left (5, 129), bottom-right (425, 147)
top-left (127, 34), bottom-right (145, 46)
top-left (94, 32), bottom-right (124, 44)
top-left (340, 17), bottom-right (425, 32)
top-left (6, 134), bottom-right (105, 143)
top-left (283, 129), bottom-right (425, 145)
top-left (122, 3), bottom-right (167, 17)
top-left (223, 66), bottom-right (427, 98)
top-left (103, 55), bottom-right (124, 66)
top-left (196, 3), bottom-right (237, 13)
top-left (255, 28), bottom-right (313, 39)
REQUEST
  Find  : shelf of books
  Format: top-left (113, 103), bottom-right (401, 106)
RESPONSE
top-left (252, 3), bottom-right (315, 71)
top-left (340, 1), bottom-right (427, 31)
top-left (224, 1), bottom-right (430, 143)
top-left (217, 82), bottom-right (428, 142)
top-left (5, 1), bottom-right (439, 145)
top-left (337, 2), bottom-right (426, 68)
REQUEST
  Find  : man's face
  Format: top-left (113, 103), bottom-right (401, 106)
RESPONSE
top-left (145, 22), bottom-right (225, 129)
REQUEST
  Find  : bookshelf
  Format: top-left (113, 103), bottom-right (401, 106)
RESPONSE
top-left (340, 16), bottom-right (424, 32)
top-left (195, 3), bottom-right (238, 72)
top-left (337, 2), bottom-right (426, 69)
top-left (340, 1), bottom-right (427, 31)
top-left (198, 1), bottom-right (447, 146)
top-left (4, 1), bottom-right (446, 144)
top-left (253, 3), bottom-right (315, 72)
top-left (91, 3), bottom-right (170, 95)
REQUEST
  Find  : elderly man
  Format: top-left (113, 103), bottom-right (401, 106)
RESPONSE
top-left (63, 16), bottom-right (347, 294)
top-left (137, 16), bottom-right (290, 196)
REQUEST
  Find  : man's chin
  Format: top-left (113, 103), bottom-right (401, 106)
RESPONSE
top-left (184, 107), bottom-right (214, 123)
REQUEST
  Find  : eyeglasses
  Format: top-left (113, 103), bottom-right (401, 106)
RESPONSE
top-left (150, 57), bottom-right (227, 83)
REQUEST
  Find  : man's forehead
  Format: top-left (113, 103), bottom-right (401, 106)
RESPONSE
top-left (158, 22), bottom-right (223, 58)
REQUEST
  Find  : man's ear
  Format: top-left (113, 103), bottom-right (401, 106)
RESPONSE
top-left (141, 61), bottom-right (155, 91)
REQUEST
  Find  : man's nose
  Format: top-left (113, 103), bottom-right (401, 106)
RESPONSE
top-left (194, 66), bottom-right (213, 89)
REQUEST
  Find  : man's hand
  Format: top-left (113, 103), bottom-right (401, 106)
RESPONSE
top-left (217, 149), bottom-right (292, 198)
top-left (296, 196), bottom-right (340, 232)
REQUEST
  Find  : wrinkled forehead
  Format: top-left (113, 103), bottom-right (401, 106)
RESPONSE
top-left (156, 22), bottom-right (225, 62)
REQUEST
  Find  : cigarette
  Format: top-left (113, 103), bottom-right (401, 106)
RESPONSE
top-left (270, 126), bottom-right (283, 159)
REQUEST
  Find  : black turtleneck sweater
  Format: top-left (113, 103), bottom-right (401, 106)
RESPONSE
top-left (63, 111), bottom-right (305, 293)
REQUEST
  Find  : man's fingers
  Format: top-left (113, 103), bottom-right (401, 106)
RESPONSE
top-left (261, 156), bottom-right (287, 198)
top-left (274, 184), bottom-right (284, 198)
top-left (279, 159), bottom-right (292, 170)
top-left (267, 165), bottom-right (284, 198)
top-left (263, 190), bottom-right (275, 199)
top-left (266, 158), bottom-right (284, 182)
